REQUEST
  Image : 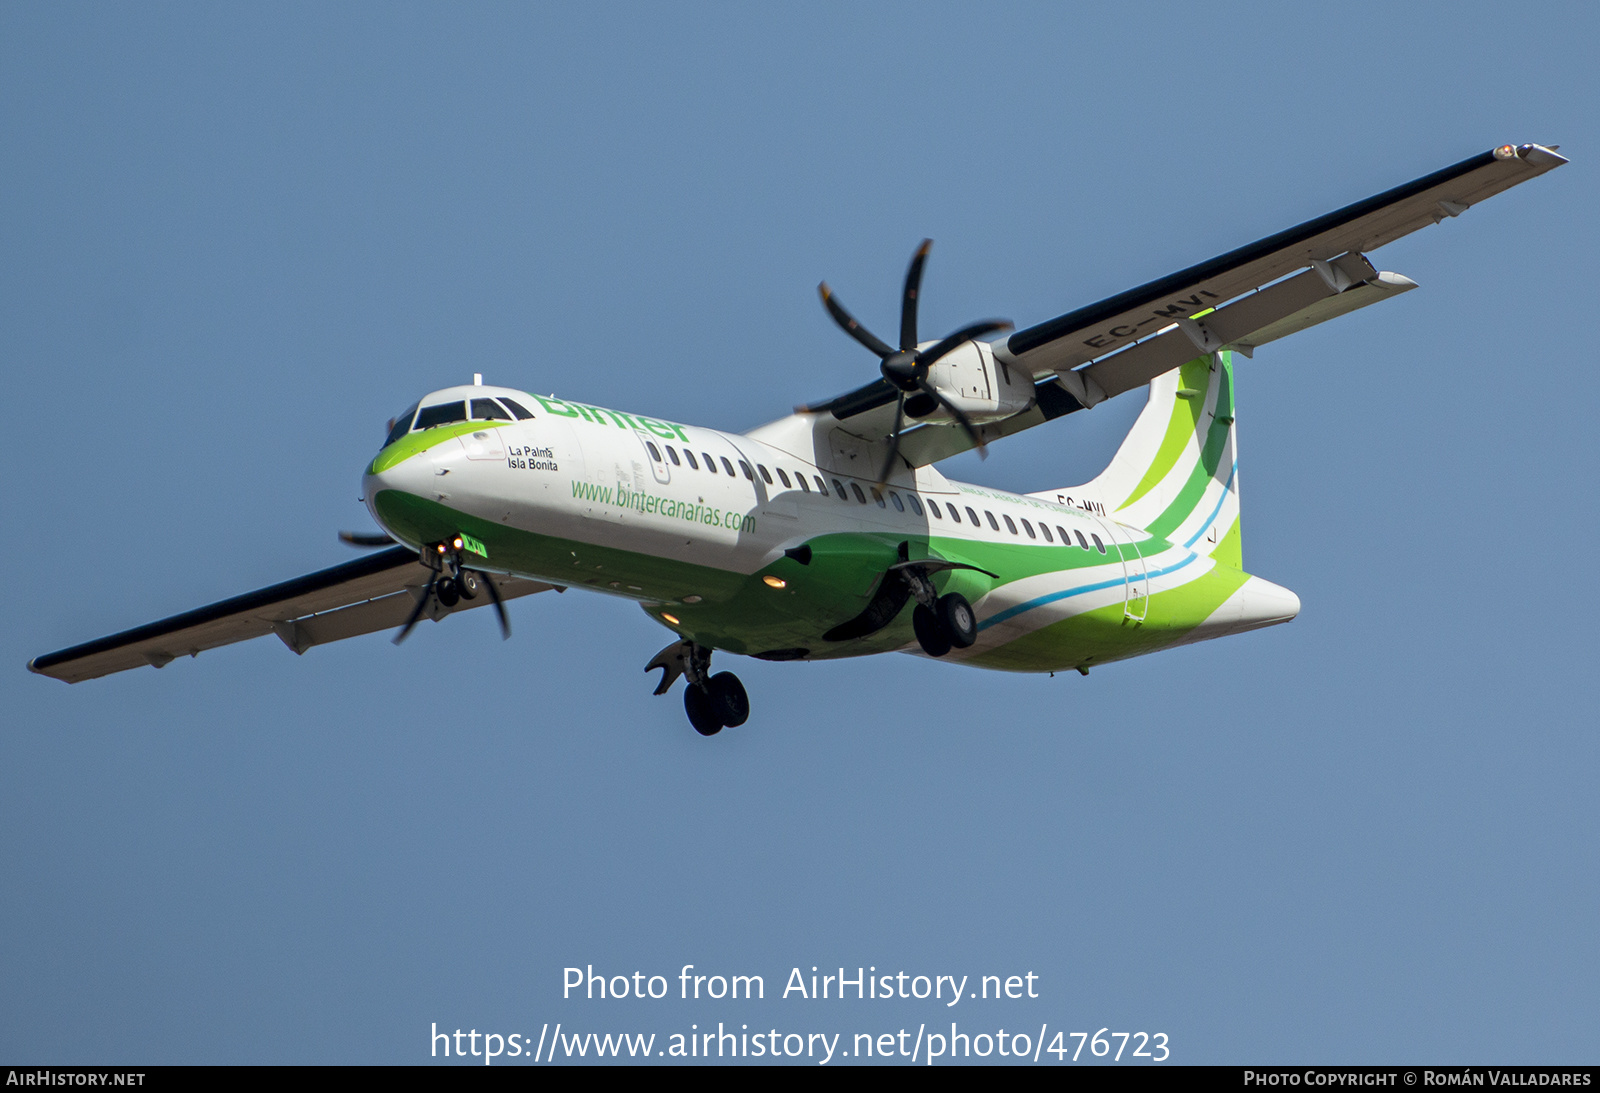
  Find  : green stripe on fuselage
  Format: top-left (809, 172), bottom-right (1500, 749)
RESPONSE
top-left (369, 421), bottom-right (511, 475)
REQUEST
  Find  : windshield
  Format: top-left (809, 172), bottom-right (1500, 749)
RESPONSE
top-left (413, 401), bottom-right (468, 430)
top-left (385, 403), bottom-right (418, 446)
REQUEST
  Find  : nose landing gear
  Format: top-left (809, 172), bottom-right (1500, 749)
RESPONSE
top-left (647, 639), bottom-right (750, 736)
top-left (392, 536), bottom-right (510, 643)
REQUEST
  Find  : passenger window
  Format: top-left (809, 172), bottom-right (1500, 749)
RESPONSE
top-left (907, 494), bottom-right (923, 516)
top-left (702, 452), bottom-right (717, 473)
top-left (927, 499), bottom-right (942, 518)
top-left (796, 474), bottom-right (810, 493)
top-left (832, 479), bottom-right (848, 500)
top-left (666, 447), bottom-right (681, 466)
top-left (721, 457), bottom-right (735, 477)
top-left (1003, 514), bottom-right (1017, 534)
top-left (414, 401), bottom-right (467, 430)
top-left (851, 483), bottom-right (867, 504)
top-left (776, 468), bottom-right (791, 488)
top-left (739, 461), bottom-right (754, 480)
top-left (684, 450), bottom-right (699, 470)
top-left (814, 476), bottom-right (828, 495)
top-left (471, 398), bottom-right (512, 421)
top-left (1091, 533), bottom-right (1106, 554)
top-left (871, 487), bottom-right (886, 508)
top-left (1022, 519), bottom-right (1036, 539)
top-left (889, 492), bottom-right (905, 512)
top-left (499, 397), bottom-right (536, 420)
top-left (646, 441), bottom-right (663, 462)
top-left (1041, 524), bottom-right (1053, 543)
top-left (966, 507), bottom-right (981, 525)
top-left (986, 511), bottom-right (1000, 531)
top-left (758, 465), bottom-right (773, 484)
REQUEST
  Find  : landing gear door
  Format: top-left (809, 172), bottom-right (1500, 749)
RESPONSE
top-left (635, 431), bottom-right (670, 484)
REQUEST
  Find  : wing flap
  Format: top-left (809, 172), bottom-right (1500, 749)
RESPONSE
top-left (1078, 266), bottom-right (1418, 402)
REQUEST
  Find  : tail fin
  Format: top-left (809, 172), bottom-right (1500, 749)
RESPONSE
top-left (1033, 351), bottom-right (1241, 567)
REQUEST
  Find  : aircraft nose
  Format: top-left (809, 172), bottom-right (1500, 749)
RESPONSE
top-left (363, 444), bottom-right (444, 518)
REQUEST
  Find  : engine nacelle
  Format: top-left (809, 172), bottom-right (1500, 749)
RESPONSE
top-left (915, 339), bottom-right (1035, 426)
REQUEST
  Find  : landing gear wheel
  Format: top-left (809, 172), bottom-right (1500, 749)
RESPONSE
top-left (707, 672), bottom-right (749, 728)
top-left (684, 685), bottom-right (722, 736)
top-left (435, 576), bottom-right (460, 607)
top-left (457, 570), bottom-right (481, 600)
top-left (913, 603), bottom-right (952, 657)
top-left (937, 592), bottom-right (976, 648)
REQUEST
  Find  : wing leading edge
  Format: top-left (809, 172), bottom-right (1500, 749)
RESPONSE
top-left (28, 547), bottom-right (555, 684)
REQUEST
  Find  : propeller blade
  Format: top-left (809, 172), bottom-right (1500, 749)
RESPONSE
top-left (339, 531), bottom-right (394, 548)
top-left (819, 283), bottom-right (893, 359)
top-left (918, 379), bottom-right (988, 459)
top-left (899, 239), bottom-right (932, 352)
top-left (483, 572), bottom-right (511, 640)
top-left (917, 319), bottom-right (1015, 369)
top-left (393, 576), bottom-right (436, 645)
top-left (877, 393), bottom-right (907, 486)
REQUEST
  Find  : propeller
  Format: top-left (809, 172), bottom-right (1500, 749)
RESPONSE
top-left (340, 530), bottom-right (394, 548)
top-left (482, 571), bottom-right (511, 640)
top-left (806, 240), bottom-right (1013, 483)
top-left (393, 572), bottom-right (437, 645)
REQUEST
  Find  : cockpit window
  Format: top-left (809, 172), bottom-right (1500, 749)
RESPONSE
top-left (413, 401), bottom-right (467, 430)
top-left (499, 397), bottom-right (536, 420)
top-left (385, 403), bottom-right (418, 446)
top-left (471, 398), bottom-right (512, 421)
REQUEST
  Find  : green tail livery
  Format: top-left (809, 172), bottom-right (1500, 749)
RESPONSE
top-left (28, 144), bottom-right (1566, 737)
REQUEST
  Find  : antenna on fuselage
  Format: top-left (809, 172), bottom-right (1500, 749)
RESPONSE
top-left (473, 373), bottom-right (483, 385)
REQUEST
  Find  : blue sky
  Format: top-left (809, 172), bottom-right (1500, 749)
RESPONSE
top-left (3, 2), bottom-right (1596, 1064)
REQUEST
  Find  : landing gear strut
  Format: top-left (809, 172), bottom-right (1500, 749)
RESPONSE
top-left (646, 639), bottom-right (750, 736)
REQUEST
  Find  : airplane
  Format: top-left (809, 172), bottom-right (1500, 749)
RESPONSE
top-left (28, 143), bottom-right (1567, 736)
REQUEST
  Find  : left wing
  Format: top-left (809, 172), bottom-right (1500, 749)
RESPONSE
top-left (29, 547), bottom-right (554, 683)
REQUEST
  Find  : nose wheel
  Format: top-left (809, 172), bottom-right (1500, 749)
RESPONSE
top-left (647, 639), bottom-right (751, 736)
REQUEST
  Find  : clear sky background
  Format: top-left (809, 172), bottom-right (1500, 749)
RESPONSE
top-left (3, 2), bottom-right (1595, 1066)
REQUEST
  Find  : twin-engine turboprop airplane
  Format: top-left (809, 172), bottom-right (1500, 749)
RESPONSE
top-left (29, 144), bottom-right (1566, 734)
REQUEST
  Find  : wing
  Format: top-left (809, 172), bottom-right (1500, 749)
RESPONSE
top-left (28, 547), bottom-right (556, 684)
top-left (791, 143), bottom-right (1566, 467)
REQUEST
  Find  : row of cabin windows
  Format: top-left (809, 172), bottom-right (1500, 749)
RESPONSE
top-left (643, 448), bottom-right (1110, 554)
top-left (642, 441), bottom-right (749, 480)
top-left (921, 498), bottom-right (1106, 553)
top-left (387, 396), bottom-right (536, 446)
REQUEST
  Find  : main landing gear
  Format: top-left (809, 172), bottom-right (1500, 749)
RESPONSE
top-left (897, 565), bottom-right (977, 659)
top-left (647, 639), bottom-right (749, 736)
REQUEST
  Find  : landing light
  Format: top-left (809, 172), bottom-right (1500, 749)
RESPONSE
top-left (763, 576), bottom-right (786, 589)
top-left (451, 536), bottom-right (464, 550)
top-left (661, 612), bottom-right (681, 625)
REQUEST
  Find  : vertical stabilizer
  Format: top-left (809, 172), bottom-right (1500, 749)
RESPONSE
top-left (1032, 351), bottom-right (1241, 566)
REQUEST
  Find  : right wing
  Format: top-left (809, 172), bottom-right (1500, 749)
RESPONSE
top-left (28, 547), bottom-right (556, 684)
top-left (998, 142), bottom-right (1567, 383)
